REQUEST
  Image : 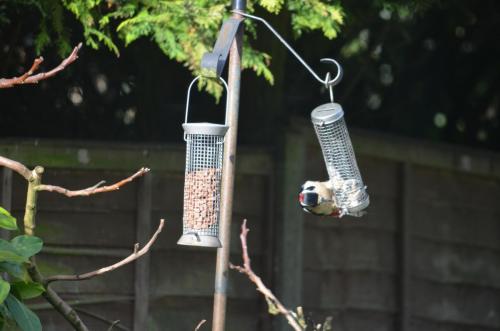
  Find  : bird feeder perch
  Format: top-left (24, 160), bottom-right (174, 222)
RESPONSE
top-left (178, 76), bottom-right (229, 248)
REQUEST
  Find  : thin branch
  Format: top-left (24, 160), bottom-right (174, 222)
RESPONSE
top-left (36, 167), bottom-right (150, 197)
top-left (23, 167), bottom-right (89, 331)
top-left (194, 319), bottom-right (207, 331)
top-left (0, 43), bottom-right (82, 89)
top-left (107, 321), bottom-right (122, 331)
top-left (28, 255), bottom-right (89, 331)
top-left (74, 308), bottom-right (130, 331)
top-left (0, 155), bottom-right (33, 181)
top-left (46, 219), bottom-right (165, 283)
top-left (229, 219), bottom-right (304, 331)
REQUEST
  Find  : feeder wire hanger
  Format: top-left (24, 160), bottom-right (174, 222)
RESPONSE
top-left (233, 10), bottom-right (343, 102)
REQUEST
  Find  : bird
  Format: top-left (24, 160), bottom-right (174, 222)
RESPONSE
top-left (298, 180), bottom-right (343, 217)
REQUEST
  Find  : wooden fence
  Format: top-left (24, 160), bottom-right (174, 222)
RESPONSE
top-left (0, 140), bottom-right (274, 330)
top-left (280, 119), bottom-right (500, 331)
top-left (1, 123), bottom-right (499, 331)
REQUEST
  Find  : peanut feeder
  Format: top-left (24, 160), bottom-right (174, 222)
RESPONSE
top-left (178, 76), bottom-right (229, 248)
top-left (311, 102), bottom-right (370, 216)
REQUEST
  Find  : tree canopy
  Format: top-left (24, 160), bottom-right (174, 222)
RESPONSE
top-left (0, 0), bottom-right (499, 151)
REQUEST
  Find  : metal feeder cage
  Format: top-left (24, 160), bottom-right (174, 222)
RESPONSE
top-left (178, 76), bottom-right (229, 248)
top-left (311, 102), bottom-right (370, 216)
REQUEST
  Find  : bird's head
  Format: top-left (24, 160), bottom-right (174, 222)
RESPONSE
top-left (299, 180), bottom-right (342, 217)
top-left (298, 181), bottom-right (321, 208)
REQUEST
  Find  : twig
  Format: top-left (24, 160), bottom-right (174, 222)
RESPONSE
top-left (23, 166), bottom-right (89, 331)
top-left (0, 43), bottom-right (82, 88)
top-left (107, 320), bottom-right (123, 331)
top-left (194, 319), bottom-right (207, 331)
top-left (229, 220), bottom-right (304, 331)
top-left (46, 219), bottom-right (165, 283)
top-left (74, 308), bottom-right (130, 331)
top-left (0, 155), bottom-right (33, 181)
top-left (36, 167), bottom-right (150, 197)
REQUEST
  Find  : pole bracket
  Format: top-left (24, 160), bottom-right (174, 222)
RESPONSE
top-left (200, 17), bottom-right (244, 78)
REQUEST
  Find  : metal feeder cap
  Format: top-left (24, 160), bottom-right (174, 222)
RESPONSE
top-left (182, 123), bottom-right (229, 136)
top-left (311, 103), bottom-right (344, 126)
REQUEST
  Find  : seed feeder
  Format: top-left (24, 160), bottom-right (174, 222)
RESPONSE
top-left (178, 76), bottom-right (229, 248)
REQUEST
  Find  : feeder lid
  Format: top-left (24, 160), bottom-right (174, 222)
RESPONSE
top-left (182, 122), bottom-right (229, 136)
top-left (311, 103), bottom-right (344, 125)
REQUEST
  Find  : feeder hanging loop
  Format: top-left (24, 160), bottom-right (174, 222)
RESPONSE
top-left (184, 75), bottom-right (229, 141)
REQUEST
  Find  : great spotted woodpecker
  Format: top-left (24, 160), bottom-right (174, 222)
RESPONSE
top-left (298, 180), bottom-right (342, 217)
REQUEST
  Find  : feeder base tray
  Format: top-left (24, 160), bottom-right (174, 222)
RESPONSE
top-left (177, 233), bottom-right (222, 248)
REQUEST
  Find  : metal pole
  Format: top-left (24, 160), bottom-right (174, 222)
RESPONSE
top-left (212, 1), bottom-right (246, 330)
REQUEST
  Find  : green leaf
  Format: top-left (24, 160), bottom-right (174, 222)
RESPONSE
top-left (0, 303), bottom-right (14, 328)
top-left (0, 240), bottom-right (28, 264)
top-left (12, 282), bottom-right (45, 300)
top-left (0, 207), bottom-right (17, 231)
top-left (5, 294), bottom-right (41, 331)
top-left (0, 262), bottom-right (29, 282)
top-left (10, 236), bottom-right (43, 258)
top-left (0, 279), bottom-right (10, 304)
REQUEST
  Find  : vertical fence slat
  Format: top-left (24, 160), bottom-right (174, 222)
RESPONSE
top-left (276, 131), bottom-right (306, 331)
top-left (134, 173), bottom-right (153, 330)
top-left (1, 168), bottom-right (12, 240)
top-left (398, 162), bottom-right (412, 331)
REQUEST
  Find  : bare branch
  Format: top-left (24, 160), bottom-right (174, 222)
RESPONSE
top-left (0, 43), bottom-right (82, 89)
top-left (46, 219), bottom-right (165, 283)
top-left (28, 267), bottom-right (89, 331)
top-left (36, 167), bottom-right (150, 197)
top-left (74, 308), bottom-right (130, 331)
top-left (0, 155), bottom-right (33, 181)
top-left (230, 219), bottom-right (304, 331)
top-left (194, 319), bottom-right (207, 331)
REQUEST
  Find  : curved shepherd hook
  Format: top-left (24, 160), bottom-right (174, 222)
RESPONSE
top-left (233, 10), bottom-right (343, 89)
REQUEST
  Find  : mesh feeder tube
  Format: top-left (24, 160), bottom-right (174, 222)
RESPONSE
top-left (311, 103), bottom-right (370, 216)
top-left (178, 77), bottom-right (229, 248)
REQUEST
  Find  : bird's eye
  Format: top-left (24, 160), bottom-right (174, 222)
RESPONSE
top-left (305, 186), bottom-right (315, 191)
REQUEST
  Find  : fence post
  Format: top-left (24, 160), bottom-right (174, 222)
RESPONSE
top-left (398, 162), bottom-right (412, 331)
top-left (276, 130), bottom-right (306, 330)
top-left (1, 168), bottom-right (12, 240)
top-left (134, 173), bottom-right (153, 330)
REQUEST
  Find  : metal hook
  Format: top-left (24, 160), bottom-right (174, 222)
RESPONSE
top-left (233, 10), bottom-right (343, 89)
top-left (325, 72), bottom-right (334, 103)
top-left (321, 58), bottom-right (343, 87)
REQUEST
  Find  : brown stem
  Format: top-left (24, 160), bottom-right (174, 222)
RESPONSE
top-left (22, 168), bottom-right (89, 331)
top-left (46, 219), bottom-right (164, 283)
top-left (29, 267), bottom-right (89, 331)
top-left (36, 167), bottom-right (150, 197)
top-left (4, 155), bottom-right (155, 331)
top-left (0, 43), bottom-right (82, 88)
top-left (0, 155), bottom-right (32, 181)
top-left (74, 308), bottom-right (130, 331)
top-left (195, 319), bottom-right (207, 331)
top-left (229, 220), bottom-right (304, 331)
